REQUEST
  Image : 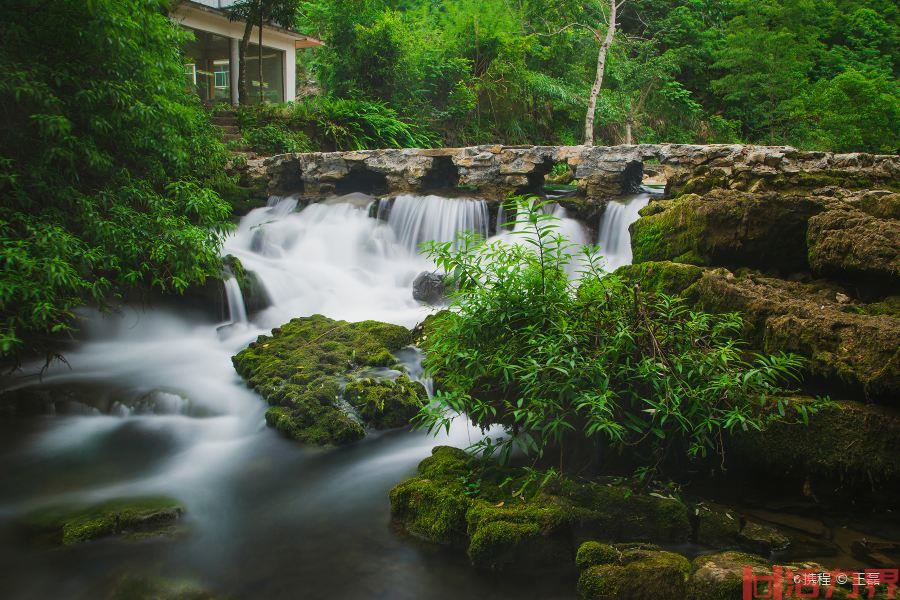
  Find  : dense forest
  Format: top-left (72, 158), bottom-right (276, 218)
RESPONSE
top-left (290, 0), bottom-right (898, 151)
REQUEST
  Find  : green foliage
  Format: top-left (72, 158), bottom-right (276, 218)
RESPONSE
top-left (0, 0), bottom-right (232, 363)
top-left (237, 98), bottom-right (436, 151)
top-left (294, 0), bottom-right (896, 151)
top-left (415, 198), bottom-right (807, 472)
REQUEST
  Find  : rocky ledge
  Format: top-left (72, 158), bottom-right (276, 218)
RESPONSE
top-left (238, 144), bottom-right (898, 203)
top-left (231, 314), bottom-right (426, 445)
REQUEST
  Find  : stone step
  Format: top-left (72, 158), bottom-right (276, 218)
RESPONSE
top-left (212, 116), bottom-right (238, 126)
top-left (218, 125), bottom-right (240, 134)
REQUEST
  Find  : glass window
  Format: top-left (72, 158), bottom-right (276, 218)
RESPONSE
top-left (184, 63), bottom-right (197, 85)
top-left (213, 60), bottom-right (229, 89)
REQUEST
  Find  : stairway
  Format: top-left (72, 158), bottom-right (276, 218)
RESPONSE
top-left (212, 109), bottom-right (242, 144)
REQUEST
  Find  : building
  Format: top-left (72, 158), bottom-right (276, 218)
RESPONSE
top-left (171, 0), bottom-right (322, 105)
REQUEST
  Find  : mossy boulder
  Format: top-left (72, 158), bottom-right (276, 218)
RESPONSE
top-left (728, 398), bottom-right (900, 493)
top-left (615, 261), bottom-right (704, 296)
top-left (629, 189), bottom-right (826, 271)
top-left (576, 541), bottom-right (620, 568)
top-left (20, 496), bottom-right (184, 546)
top-left (232, 314), bottom-right (418, 445)
top-left (688, 551), bottom-right (771, 600)
top-left (737, 522), bottom-right (791, 555)
top-left (806, 198), bottom-right (900, 291)
top-left (577, 547), bottom-right (691, 600)
top-left (694, 505), bottom-right (741, 548)
top-left (108, 574), bottom-right (220, 600)
top-left (389, 447), bottom-right (474, 546)
top-left (390, 446), bottom-right (694, 573)
top-left (691, 270), bottom-right (899, 402)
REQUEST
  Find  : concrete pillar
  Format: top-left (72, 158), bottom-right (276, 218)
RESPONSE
top-left (284, 47), bottom-right (296, 102)
top-left (229, 37), bottom-right (240, 106)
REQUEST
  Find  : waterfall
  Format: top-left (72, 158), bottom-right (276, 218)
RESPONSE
top-left (385, 194), bottom-right (490, 252)
top-left (596, 194), bottom-right (651, 272)
top-left (223, 276), bottom-right (248, 325)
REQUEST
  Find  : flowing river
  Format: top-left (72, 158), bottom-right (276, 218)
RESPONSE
top-left (0, 191), bottom-right (651, 599)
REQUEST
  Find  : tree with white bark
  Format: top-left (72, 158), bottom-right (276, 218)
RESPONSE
top-left (584, 0), bottom-right (622, 146)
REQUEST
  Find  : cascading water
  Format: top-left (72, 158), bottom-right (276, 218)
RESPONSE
top-left (595, 193), bottom-right (652, 271)
top-left (1, 192), bottom-right (582, 599)
top-left (223, 276), bottom-right (248, 325)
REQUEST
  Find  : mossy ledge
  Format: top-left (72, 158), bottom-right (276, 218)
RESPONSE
top-left (18, 496), bottom-right (184, 546)
top-left (391, 446), bottom-right (698, 573)
top-left (232, 314), bottom-right (424, 445)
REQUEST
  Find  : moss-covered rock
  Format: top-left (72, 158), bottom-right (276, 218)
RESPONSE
top-left (107, 574), bottom-right (220, 600)
top-left (576, 541), bottom-right (620, 568)
top-left (577, 548), bottom-right (691, 600)
top-left (737, 521), bottom-right (791, 555)
top-left (806, 200), bottom-right (900, 290)
top-left (615, 261), bottom-right (704, 296)
top-left (694, 505), bottom-right (741, 548)
top-left (629, 189), bottom-right (826, 271)
top-left (389, 447), bottom-right (474, 546)
top-left (688, 551), bottom-right (771, 600)
top-left (728, 398), bottom-right (900, 493)
top-left (691, 270), bottom-right (899, 402)
top-left (20, 496), bottom-right (184, 546)
top-left (232, 314), bottom-right (415, 445)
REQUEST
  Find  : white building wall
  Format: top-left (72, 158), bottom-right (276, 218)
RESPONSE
top-left (171, 4), bottom-right (296, 102)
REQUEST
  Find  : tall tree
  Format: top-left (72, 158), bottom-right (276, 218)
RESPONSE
top-left (584, 0), bottom-right (620, 145)
top-left (229, 0), bottom-right (301, 104)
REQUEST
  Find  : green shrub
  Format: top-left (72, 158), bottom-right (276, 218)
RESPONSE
top-left (242, 123), bottom-right (311, 154)
top-left (415, 198), bottom-right (809, 472)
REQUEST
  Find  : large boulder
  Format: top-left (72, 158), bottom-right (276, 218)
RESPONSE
top-left (576, 545), bottom-right (691, 600)
top-left (232, 314), bottom-right (420, 445)
top-left (806, 191), bottom-right (900, 290)
top-left (629, 189), bottom-right (827, 271)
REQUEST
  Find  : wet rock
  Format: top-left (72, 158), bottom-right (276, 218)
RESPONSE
top-left (343, 375), bottom-right (427, 429)
top-left (807, 197), bottom-right (900, 290)
top-left (629, 189), bottom-right (827, 270)
top-left (576, 541), bottom-right (620, 568)
top-left (232, 314), bottom-right (416, 445)
top-left (738, 521), bottom-right (791, 555)
top-left (19, 496), bottom-right (184, 546)
top-left (107, 574), bottom-right (219, 600)
top-left (695, 505), bottom-right (741, 548)
top-left (577, 547), bottom-right (691, 600)
top-left (691, 270), bottom-right (900, 402)
top-left (412, 271), bottom-right (447, 304)
top-left (728, 397), bottom-right (900, 494)
top-left (688, 551), bottom-right (771, 600)
top-left (390, 446), bottom-right (694, 573)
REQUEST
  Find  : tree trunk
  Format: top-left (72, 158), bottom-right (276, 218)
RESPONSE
top-left (625, 117), bottom-right (633, 145)
top-left (258, 8), bottom-right (264, 103)
top-left (238, 19), bottom-right (253, 105)
top-left (583, 0), bottom-right (618, 146)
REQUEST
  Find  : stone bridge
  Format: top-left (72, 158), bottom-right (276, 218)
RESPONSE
top-left (243, 144), bottom-right (899, 200)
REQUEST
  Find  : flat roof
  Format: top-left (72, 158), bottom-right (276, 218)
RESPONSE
top-left (179, 0), bottom-right (324, 48)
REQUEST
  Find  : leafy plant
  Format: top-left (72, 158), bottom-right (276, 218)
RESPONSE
top-left (415, 197), bottom-right (809, 474)
top-left (242, 123), bottom-right (311, 154)
top-left (0, 0), bottom-right (232, 364)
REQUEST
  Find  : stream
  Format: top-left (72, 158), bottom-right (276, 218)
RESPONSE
top-left (0, 191), bottom-right (651, 599)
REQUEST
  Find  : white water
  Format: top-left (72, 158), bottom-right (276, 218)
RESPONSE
top-left (0, 191), bottom-right (640, 599)
top-left (595, 194), bottom-right (651, 272)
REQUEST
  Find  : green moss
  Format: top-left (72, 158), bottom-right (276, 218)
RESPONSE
top-left (417, 445), bottom-right (472, 479)
top-left (232, 315), bottom-right (413, 446)
top-left (694, 506), bottom-right (741, 548)
top-left (576, 541), bottom-right (619, 568)
top-left (21, 496), bottom-right (184, 546)
top-left (615, 261), bottom-right (704, 296)
top-left (689, 551), bottom-right (770, 600)
top-left (343, 375), bottom-right (426, 429)
top-left (577, 549), bottom-right (690, 600)
top-left (629, 195), bottom-right (709, 265)
top-left (222, 255), bottom-right (270, 314)
top-left (728, 398), bottom-right (900, 492)
top-left (389, 476), bottom-right (472, 546)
